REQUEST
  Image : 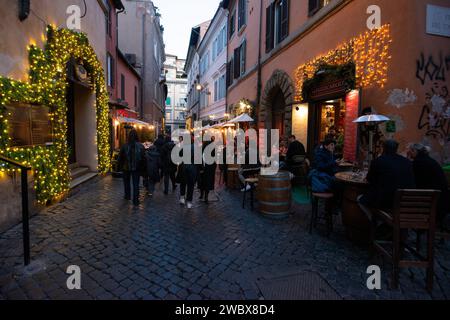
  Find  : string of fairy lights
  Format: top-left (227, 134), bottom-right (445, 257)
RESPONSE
top-left (295, 24), bottom-right (392, 101)
top-left (0, 25), bottom-right (110, 204)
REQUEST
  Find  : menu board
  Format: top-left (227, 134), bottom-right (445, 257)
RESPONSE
top-left (6, 103), bottom-right (52, 147)
top-left (343, 90), bottom-right (360, 162)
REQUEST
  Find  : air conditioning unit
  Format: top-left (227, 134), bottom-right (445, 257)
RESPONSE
top-left (125, 54), bottom-right (137, 67)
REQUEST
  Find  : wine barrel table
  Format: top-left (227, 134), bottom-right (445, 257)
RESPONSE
top-left (335, 172), bottom-right (370, 245)
top-left (226, 166), bottom-right (240, 190)
top-left (257, 171), bottom-right (292, 219)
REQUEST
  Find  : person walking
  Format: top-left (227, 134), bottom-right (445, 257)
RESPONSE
top-left (161, 135), bottom-right (177, 194)
top-left (144, 143), bottom-right (161, 196)
top-left (199, 136), bottom-right (217, 203)
top-left (118, 129), bottom-right (145, 206)
top-left (177, 135), bottom-right (197, 209)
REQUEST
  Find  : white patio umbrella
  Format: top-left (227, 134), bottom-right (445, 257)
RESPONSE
top-left (229, 113), bottom-right (254, 123)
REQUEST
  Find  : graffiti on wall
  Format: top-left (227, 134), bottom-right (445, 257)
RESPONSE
top-left (416, 53), bottom-right (450, 143)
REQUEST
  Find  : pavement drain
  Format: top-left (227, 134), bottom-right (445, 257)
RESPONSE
top-left (256, 271), bottom-right (342, 300)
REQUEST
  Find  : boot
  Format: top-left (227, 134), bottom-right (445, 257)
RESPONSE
top-left (199, 190), bottom-right (204, 200)
top-left (204, 191), bottom-right (209, 204)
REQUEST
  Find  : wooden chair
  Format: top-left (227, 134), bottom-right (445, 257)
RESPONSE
top-left (371, 189), bottom-right (441, 292)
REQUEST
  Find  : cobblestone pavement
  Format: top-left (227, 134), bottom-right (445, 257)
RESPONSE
top-left (0, 175), bottom-right (449, 300)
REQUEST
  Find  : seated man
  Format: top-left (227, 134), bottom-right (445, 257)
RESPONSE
top-left (408, 143), bottom-right (449, 231)
top-left (358, 140), bottom-right (415, 218)
top-left (286, 135), bottom-right (306, 164)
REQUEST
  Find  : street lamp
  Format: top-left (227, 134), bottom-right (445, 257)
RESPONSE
top-left (196, 84), bottom-right (203, 91)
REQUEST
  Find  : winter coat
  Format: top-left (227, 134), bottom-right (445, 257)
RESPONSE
top-left (161, 141), bottom-right (177, 174)
top-left (198, 142), bottom-right (217, 191)
top-left (145, 146), bottom-right (161, 182)
top-left (118, 142), bottom-right (145, 172)
top-left (313, 147), bottom-right (338, 176)
top-left (176, 144), bottom-right (197, 185)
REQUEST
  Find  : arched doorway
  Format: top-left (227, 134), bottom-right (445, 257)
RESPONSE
top-left (272, 89), bottom-right (286, 137)
top-left (260, 70), bottom-right (295, 138)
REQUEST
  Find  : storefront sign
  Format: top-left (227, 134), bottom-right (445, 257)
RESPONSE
top-left (6, 103), bottom-right (52, 147)
top-left (116, 109), bottom-right (138, 119)
top-left (343, 90), bottom-right (360, 162)
top-left (426, 4), bottom-right (450, 38)
top-left (309, 79), bottom-right (348, 101)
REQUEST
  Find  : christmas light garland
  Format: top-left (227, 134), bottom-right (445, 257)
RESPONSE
top-left (295, 24), bottom-right (392, 101)
top-left (0, 26), bottom-right (110, 204)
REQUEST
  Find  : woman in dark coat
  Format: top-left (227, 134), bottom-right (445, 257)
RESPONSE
top-left (199, 137), bottom-right (217, 203)
top-left (408, 143), bottom-right (449, 230)
top-left (177, 135), bottom-right (197, 209)
top-left (118, 129), bottom-right (145, 206)
top-left (145, 144), bottom-right (161, 196)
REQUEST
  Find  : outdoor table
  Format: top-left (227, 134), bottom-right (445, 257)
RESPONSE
top-left (335, 171), bottom-right (370, 245)
top-left (337, 161), bottom-right (354, 172)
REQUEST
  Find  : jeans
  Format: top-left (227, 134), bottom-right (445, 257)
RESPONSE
top-left (123, 171), bottom-right (141, 204)
top-left (164, 171), bottom-right (176, 193)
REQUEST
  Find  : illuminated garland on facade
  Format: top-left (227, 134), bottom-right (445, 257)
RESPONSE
top-left (0, 26), bottom-right (110, 203)
top-left (295, 24), bottom-right (392, 101)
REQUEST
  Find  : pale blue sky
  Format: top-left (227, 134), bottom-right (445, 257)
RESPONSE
top-left (153, 0), bottom-right (222, 60)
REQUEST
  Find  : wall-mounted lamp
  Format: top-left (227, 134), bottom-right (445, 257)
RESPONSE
top-left (19, 0), bottom-right (30, 21)
top-left (196, 84), bottom-right (203, 91)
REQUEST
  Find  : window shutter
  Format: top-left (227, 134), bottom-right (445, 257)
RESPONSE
top-left (240, 41), bottom-right (246, 75)
top-left (308, 0), bottom-right (320, 16)
top-left (280, 0), bottom-right (289, 41)
top-left (234, 48), bottom-right (240, 79)
top-left (265, 4), bottom-right (275, 53)
top-left (226, 61), bottom-right (231, 87)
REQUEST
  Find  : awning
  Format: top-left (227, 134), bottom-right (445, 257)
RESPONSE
top-left (229, 113), bottom-right (254, 123)
top-left (117, 117), bottom-right (152, 127)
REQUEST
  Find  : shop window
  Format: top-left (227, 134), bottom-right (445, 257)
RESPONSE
top-left (266, 0), bottom-right (290, 53)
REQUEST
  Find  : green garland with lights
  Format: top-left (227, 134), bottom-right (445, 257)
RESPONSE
top-left (0, 26), bottom-right (111, 204)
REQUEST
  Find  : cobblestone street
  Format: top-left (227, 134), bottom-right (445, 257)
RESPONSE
top-left (0, 175), bottom-right (449, 300)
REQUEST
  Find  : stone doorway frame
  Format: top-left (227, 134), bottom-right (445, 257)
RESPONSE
top-left (260, 70), bottom-right (295, 137)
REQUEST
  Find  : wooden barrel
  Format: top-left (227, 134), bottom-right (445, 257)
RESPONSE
top-left (257, 171), bottom-right (292, 218)
top-left (227, 166), bottom-right (240, 189)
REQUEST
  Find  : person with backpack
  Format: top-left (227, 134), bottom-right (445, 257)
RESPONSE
top-left (118, 129), bottom-right (145, 206)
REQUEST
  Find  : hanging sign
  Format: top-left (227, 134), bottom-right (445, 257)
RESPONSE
top-left (426, 5), bottom-right (450, 38)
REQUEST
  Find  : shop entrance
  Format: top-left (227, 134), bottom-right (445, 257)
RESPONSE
top-left (310, 97), bottom-right (346, 157)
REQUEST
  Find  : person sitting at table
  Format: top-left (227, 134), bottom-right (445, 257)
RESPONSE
top-left (358, 139), bottom-right (415, 214)
top-left (286, 135), bottom-right (306, 163)
top-left (308, 139), bottom-right (339, 193)
top-left (239, 142), bottom-right (260, 192)
top-left (407, 143), bottom-right (450, 231)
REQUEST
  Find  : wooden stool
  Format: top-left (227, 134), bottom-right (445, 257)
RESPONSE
top-left (242, 178), bottom-right (258, 211)
top-left (310, 192), bottom-right (335, 237)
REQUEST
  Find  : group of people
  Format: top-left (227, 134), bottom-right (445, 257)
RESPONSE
top-left (117, 130), bottom-right (217, 209)
top-left (309, 137), bottom-right (449, 231)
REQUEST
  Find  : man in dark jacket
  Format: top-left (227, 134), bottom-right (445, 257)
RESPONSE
top-left (408, 143), bottom-right (449, 230)
top-left (145, 144), bottom-right (161, 196)
top-left (359, 140), bottom-right (415, 211)
top-left (286, 135), bottom-right (306, 163)
top-left (118, 129), bottom-right (145, 206)
top-left (161, 136), bottom-right (177, 194)
top-left (199, 137), bottom-right (217, 203)
top-left (154, 134), bottom-right (165, 153)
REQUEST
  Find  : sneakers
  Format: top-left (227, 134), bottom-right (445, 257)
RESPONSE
top-left (186, 202), bottom-right (193, 209)
top-left (179, 197), bottom-right (186, 205)
top-left (241, 185), bottom-right (252, 192)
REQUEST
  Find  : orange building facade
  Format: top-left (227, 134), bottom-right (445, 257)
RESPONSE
top-left (224, 0), bottom-right (450, 163)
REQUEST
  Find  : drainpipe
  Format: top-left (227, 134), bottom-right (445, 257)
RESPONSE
top-left (256, 0), bottom-right (263, 123)
top-left (141, 12), bottom-right (147, 121)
